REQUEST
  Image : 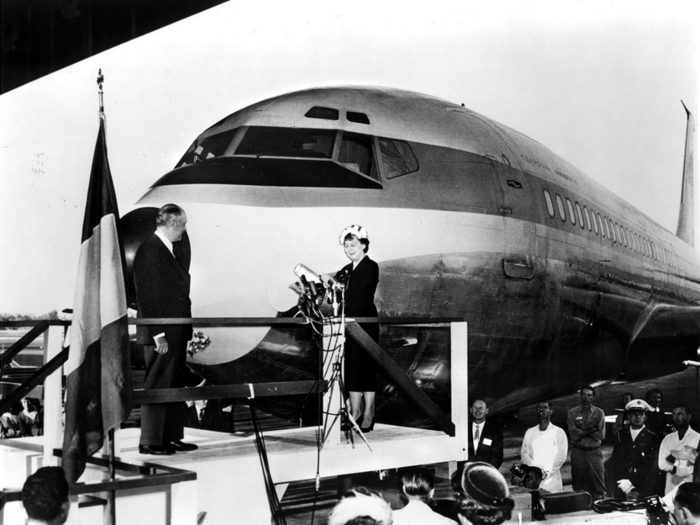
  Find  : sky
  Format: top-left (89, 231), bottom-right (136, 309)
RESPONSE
top-left (0, 0), bottom-right (698, 315)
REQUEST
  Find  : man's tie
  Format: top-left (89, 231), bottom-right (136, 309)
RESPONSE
top-left (474, 425), bottom-right (480, 442)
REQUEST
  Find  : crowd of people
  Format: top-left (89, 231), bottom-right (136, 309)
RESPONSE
top-left (326, 384), bottom-right (699, 525)
top-left (485, 385), bottom-right (698, 522)
top-left (329, 463), bottom-right (514, 525)
top-left (0, 396), bottom-right (43, 438)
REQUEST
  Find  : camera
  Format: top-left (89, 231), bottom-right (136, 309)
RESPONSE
top-left (510, 464), bottom-right (527, 478)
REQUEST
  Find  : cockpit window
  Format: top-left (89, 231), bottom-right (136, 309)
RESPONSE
top-left (235, 127), bottom-right (336, 158)
top-left (339, 132), bottom-right (377, 179)
top-left (378, 138), bottom-right (418, 179)
top-left (347, 111), bottom-right (370, 124)
top-left (305, 107), bottom-right (339, 120)
top-left (176, 128), bottom-right (240, 168)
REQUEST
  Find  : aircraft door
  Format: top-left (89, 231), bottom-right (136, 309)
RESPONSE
top-left (492, 161), bottom-right (538, 279)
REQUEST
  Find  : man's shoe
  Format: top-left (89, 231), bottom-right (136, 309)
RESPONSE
top-left (139, 444), bottom-right (174, 455)
top-left (169, 440), bottom-right (198, 451)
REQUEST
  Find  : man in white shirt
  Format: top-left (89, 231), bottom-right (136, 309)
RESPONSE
top-left (659, 403), bottom-right (700, 495)
top-left (521, 401), bottom-right (568, 493)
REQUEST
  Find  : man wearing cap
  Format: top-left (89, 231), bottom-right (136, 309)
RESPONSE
top-left (452, 462), bottom-right (515, 525)
top-left (609, 398), bottom-right (660, 500)
top-left (567, 385), bottom-right (607, 500)
top-left (659, 403), bottom-right (700, 495)
top-left (521, 401), bottom-right (568, 493)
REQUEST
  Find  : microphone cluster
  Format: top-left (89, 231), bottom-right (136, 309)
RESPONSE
top-left (294, 263), bottom-right (345, 316)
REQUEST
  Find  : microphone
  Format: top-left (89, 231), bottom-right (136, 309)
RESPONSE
top-left (294, 263), bottom-right (321, 284)
top-left (295, 264), bottom-right (325, 307)
top-left (335, 268), bottom-right (349, 286)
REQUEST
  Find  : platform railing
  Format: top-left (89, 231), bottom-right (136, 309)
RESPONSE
top-left (1, 316), bottom-right (466, 524)
top-left (128, 316), bottom-right (461, 435)
top-left (1, 316), bottom-right (462, 433)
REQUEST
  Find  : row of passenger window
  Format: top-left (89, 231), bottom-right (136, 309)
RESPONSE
top-left (542, 190), bottom-right (681, 270)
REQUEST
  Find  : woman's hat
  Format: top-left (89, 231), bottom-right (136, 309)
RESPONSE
top-left (339, 224), bottom-right (369, 245)
top-left (461, 461), bottom-right (510, 507)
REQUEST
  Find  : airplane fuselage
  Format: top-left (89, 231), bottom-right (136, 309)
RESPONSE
top-left (129, 86), bottom-right (700, 426)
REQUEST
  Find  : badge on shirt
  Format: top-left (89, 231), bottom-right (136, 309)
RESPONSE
top-left (483, 438), bottom-right (493, 447)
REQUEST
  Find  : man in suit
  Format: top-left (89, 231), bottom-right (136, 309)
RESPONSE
top-left (467, 398), bottom-right (504, 469)
top-left (609, 399), bottom-right (660, 500)
top-left (645, 388), bottom-right (669, 437)
top-left (134, 203), bottom-right (197, 455)
top-left (184, 398), bottom-right (235, 433)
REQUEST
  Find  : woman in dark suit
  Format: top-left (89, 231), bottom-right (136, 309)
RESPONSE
top-left (332, 224), bottom-right (380, 432)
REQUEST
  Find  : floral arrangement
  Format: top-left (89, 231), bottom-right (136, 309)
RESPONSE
top-left (187, 331), bottom-right (211, 358)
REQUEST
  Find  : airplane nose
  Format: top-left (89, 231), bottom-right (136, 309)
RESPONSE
top-left (188, 281), bottom-right (301, 366)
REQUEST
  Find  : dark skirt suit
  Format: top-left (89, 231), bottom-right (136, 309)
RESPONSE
top-left (337, 256), bottom-right (379, 392)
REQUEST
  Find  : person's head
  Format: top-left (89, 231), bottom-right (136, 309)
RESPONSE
top-left (156, 203), bottom-right (187, 243)
top-left (579, 386), bottom-right (595, 407)
top-left (328, 488), bottom-right (393, 525)
top-left (672, 403), bottom-right (692, 431)
top-left (21, 397), bottom-right (40, 411)
top-left (401, 468), bottom-right (435, 502)
top-left (453, 462), bottom-right (514, 525)
top-left (625, 399), bottom-right (651, 429)
top-left (645, 388), bottom-right (662, 408)
top-left (470, 398), bottom-right (489, 424)
top-left (21, 466), bottom-right (70, 525)
top-left (621, 392), bottom-right (633, 406)
top-left (673, 482), bottom-right (700, 525)
top-left (535, 401), bottom-right (552, 424)
top-left (339, 225), bottom-right (370, 262)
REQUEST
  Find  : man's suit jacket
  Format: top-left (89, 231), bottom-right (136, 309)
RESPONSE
top-left (133, 233), bottom-right (192, 346)
top-left (610, 426), bottom-right (660, 497)
top-left (468, 420), bottom-right (504, 468)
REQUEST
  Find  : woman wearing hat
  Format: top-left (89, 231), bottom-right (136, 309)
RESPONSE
top-left (326, 224), bottom-right (380, 433)
top-left (452, 462), bottom-right (515, 525)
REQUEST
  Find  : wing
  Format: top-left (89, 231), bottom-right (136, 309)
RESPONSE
top-left (623, 304), bottom-right (700, 380)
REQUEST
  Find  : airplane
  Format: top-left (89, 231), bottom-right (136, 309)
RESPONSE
top-left (121, 86), bottom-right (700, 428)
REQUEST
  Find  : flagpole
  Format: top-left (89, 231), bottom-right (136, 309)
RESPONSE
top-left (98, 68), bottom-right (117, 525)
top-left (97, 68), bottom-right (105, 118)
top-left (109, 427), bottom-right (116, 525)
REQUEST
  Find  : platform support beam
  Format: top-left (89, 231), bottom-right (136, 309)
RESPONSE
top-left (451, 321), bottom-right (468, 462)
top-left (43, 324), bottom-right (64, 466)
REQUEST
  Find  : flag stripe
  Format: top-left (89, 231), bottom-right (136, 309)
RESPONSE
top-left (66, 214), bottom-right (126, 375)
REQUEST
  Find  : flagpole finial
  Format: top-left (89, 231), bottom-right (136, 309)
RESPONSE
top-left (97, 69), bottom-right (105, 117)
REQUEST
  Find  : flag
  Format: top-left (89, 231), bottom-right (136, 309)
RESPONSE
top-left (62, 116), bottom-right (133, 483)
